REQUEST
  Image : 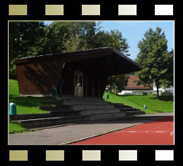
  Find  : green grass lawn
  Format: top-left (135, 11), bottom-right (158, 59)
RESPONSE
top-left (103, 92), bottom-right (173, 114)
top-left (9, 96), bottom-right (54, 114)
top-left (9, 79), bottom-right (20, 96)
top-left (9, 122), bottom-right (30, 134)
top-left (9, 79), bottom-right (56, 114)
top-left (9, 79), bottom-right (57, 134)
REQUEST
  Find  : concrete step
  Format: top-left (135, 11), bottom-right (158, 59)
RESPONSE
top-left (43, 97), bottom-right (106, 106)
top-left (10, 111), bottom-right (82, 120)
top-left (13, 96), bottom-right (145, 129)
top-left (10, 113), bottom-right (54, 120)
top-left (40, 104), bottom-right (116, 112)
top-left (70, 104), bottom-right (116, 110)
top-left (116, 105), bottom-right (133, 109)
top-left (110, 103), bottom-right (133, 109)
top-left (48, 108), bottom-right (121, 116)
top-left (120, 107), bottom-right (142, 112)
top-left (62, 96), bottom-right (104, 100)
top-left (12, 111), bottom-right (126, 129)
top-left (88, 112), bottom-right (126, 121)
top-left (48, 108), bottom-right (122, 116)
top-left (49, 110), bottom-right (81, 116)
top-left (110, 103), bottom-right (143, 111)
top-left (79, 109), bottom-right (121, 115)
top-left (109, 102), bottom-right (145, 116)
top-left (126, 110), bottom-right (145, 116)
top-left (39, 105), bottom-right (72, 111)
top-left (60, 97), bottom-right (105, 102)
top-left (61, 100), bottom-right (107, 105)
top-left (12, 115), bottom-right (90, 129)
top-left (108, 103), bottom-right (125, 106)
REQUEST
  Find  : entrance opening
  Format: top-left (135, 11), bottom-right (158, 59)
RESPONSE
top-left (57, 77), bottom-right (62, 96)
top-left (74, 70), bottom-right (83, 97)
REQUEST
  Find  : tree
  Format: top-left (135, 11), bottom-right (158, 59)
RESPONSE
top-left (107, 75), bottom-right (129, 94)
top-left (106, 30), bottom-right (130, 56)
top-left (43, 22), bottom-right (70, 54)
top-left (161, 49), bottom-right (173, 88)
top-left (63, 22), bottom-right (97, 51)
top-left (9, 22), bottom-right (45, 78)
top-left (104, 30), bottom-right (130, 90)
top-left (9, 21), bottom-right (131, 80)
top-left (135, 27), bottom-right (173, 98)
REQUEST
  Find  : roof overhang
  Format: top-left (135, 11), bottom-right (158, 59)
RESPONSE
top-left (15, 47), bottom-right (142, 76)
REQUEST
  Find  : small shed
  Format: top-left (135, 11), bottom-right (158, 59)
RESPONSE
top-left (15, 47), bottom-right (142, 98)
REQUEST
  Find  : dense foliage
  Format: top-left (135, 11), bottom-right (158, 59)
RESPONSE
top-left (135, 27), bottom-right (173, 97)
top-left (9, 21), bottom-right (130, 87)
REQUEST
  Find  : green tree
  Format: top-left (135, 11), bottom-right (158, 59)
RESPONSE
top-left (104, 30), bottom-right (130, 90)
top-left (9, 22), bottom-right (45, 78)
top-left (43, 22), bottom-right (70, 53)
top-left (106, 30), bottom-right (130, 56)
top-left (63, 22), bottom-right (97, 51)
top-left (135, 27), bottom-right (173, 98)
top-left (43, 22), bottom-right (99, 53)
top-left (9, 21), bottom-right (131, 81)
top-left (108, 75), bottom-right (129, 94)
top-left (161, 49), bottom-right (173, 88)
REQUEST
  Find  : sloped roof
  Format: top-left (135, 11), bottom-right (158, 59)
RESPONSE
top-left (15, 47), bottom-right (142, 76)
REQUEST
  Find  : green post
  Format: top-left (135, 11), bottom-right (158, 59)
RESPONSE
top-left (9, 102), bottom-right (17, 115)
top-left (52, 87), bottom-right (58, 96)
top-left (106, 94), bottom-right (109, 100)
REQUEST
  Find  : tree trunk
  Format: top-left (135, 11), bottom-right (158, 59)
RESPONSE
top-left (156, 82), bottom-right (160, 98)
top-left (115, 87), bottom-right (118, 95)
top-left (108, 86), bottom-right (111, 93)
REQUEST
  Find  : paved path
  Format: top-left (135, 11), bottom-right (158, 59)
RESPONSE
top-left (9, 113), bottom-right (173, 145)
top-left (72, 116), bottom-right (173, 145)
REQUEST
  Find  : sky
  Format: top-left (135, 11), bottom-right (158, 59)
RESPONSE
top-left (99, 21), bottom-right (174, 60)
top-left (45, 21), bottom-right (174, 60)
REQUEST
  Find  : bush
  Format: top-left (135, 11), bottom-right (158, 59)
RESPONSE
top-left (142, 92), bottom-right (148, 95)
top-left (9, 67), bottom-right (17, 79)
top-left (161, 91), bottom-right (173, 96)
top-left (150, 92), bottom-right (157, 96)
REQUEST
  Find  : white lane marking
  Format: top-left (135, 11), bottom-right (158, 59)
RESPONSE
top-left (119, 131), bottom-right (172, 133)
top-left (170, 131), bottom-right (173, 137)
top-left (146, 121), bottom-right (171, 132)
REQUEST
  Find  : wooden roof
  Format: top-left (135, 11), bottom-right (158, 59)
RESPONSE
top-left (15, 47), bottom-right (142, 76)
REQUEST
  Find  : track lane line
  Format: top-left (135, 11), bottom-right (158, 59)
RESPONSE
top-left (71, 116), bottom-right (174, 145)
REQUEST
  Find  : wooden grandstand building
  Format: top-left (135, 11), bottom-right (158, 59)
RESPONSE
top-left (15, 47), bottom-right (142, 98)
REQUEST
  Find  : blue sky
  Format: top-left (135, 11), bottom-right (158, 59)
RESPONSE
top-left (99, 21), bottom-right (174, 60)
top-left (45, 21), bottom-right (174, 60)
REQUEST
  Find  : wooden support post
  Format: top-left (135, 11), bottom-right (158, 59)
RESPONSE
top-left (92, 77), bottom-right (94, 97)
top-left (59, 78), bottom-right (62, 97)
top-left (98, 78), bottom-right (100, 98)
top-left (85, 73), bottom-right (88, 97)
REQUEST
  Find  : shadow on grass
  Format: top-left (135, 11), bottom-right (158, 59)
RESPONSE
top-left (9, 96), bottom-right (56, 108)
top-left (150, 96), bottom-right (173, 101)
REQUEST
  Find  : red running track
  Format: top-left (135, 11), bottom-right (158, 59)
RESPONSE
top-left (71, 116), bottom-right (174, 145)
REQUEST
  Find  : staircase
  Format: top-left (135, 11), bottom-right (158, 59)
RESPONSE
top-left (10, 96), bottom-right (144, 129)
top-left (108, 103), bottom-right (145, 116)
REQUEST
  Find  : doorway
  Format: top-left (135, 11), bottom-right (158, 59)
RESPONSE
top-left (74, 70), bottom-right (83, 97)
